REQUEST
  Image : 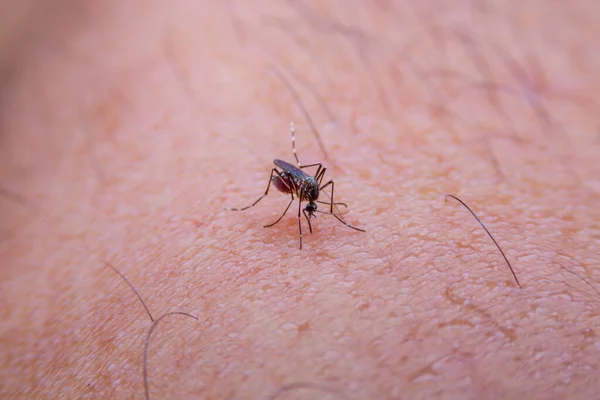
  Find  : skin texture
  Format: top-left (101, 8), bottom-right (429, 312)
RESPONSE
top-left (1, 1), bottom-right (599, 399)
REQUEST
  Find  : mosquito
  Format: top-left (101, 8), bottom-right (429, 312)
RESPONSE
top-left (228, 122), bottom-right (365, 249)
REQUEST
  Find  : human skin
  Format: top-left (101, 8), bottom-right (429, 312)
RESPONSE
top-left (1, 0), bottom-right (599, 399)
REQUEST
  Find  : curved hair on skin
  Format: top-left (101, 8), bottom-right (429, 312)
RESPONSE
top-left (103, 261), bottom-right (154, 322)
top-left (560, 265), bottom-right (600, 301)
top-left (445, 195), bottom-right (522, 288)
top-left (143, 311), bottom-right (198, 400)
top-left (264, 381), bottom-right (350, 400)
top-left (102, 261), bottom-right (198, 400)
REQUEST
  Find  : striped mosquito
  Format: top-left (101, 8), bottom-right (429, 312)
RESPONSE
top-left (228, 122), bottom-right (364, 249)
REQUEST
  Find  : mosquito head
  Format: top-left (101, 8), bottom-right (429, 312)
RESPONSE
top-left (305, 201), bottom-right (318, 218)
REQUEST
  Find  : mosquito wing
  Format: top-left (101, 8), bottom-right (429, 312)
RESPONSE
top-left (273, 159), bottom-right (310, 179)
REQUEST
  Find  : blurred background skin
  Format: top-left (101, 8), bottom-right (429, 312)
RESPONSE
top-left (1, 1), bottom-right (599, 399)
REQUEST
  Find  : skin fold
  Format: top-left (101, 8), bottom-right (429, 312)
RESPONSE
top-left (1, 1), bottom-right (599, 399)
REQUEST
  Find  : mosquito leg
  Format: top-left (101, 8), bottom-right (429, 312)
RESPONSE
top-left (314, 209), bottom-right (366, 232)
top-left (319, 180), bottom-right (335, 213)
top-left (264, 191), bottom-right (294, 228)
top-left (297, 188), bottom-right (304, 249)
top-left (315, 179), bottom-right (365, 233)
top-left (316, 166), bottom-right (327, 186)
top-left (319, 179), bottom-right (350, 218)
top-left (290, 121), bottom-right (301, 167)
top-left (299, 163), bottom-right (323, 169)
top-left (299, 163), bottom-right (323, 179)
top-left (331, 212), bottom-right (365, 232)
top-left (303, 209), bottom-right (313, 234)
top-left (316, 200), bottom-right (347, 208)
top-left (228, 168), bottom-right (279, 211)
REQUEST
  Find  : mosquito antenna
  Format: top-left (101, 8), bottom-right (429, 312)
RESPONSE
top-left (445, 194), bottom-right (521, 288)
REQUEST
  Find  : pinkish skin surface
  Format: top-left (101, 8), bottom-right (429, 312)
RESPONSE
top-left (1, 1), bottom-right (599, 399)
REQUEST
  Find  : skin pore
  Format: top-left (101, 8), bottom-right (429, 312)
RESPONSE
top-left (1, 1), bottom-right (599, 399)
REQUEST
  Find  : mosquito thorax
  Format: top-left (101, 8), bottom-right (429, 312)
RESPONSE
top-left (303, 177), bottom-right (320, 201)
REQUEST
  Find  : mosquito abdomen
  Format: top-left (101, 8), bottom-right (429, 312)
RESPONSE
top-left (272, 175), bottom-right (293, 194)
